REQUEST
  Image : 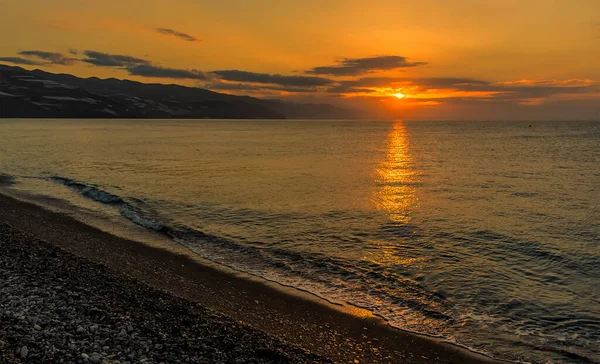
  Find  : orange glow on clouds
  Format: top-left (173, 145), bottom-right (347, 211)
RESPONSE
top-left (342, 86), bottom-right (504, 101)
top-left (496, 79), bottom-right (596, 87)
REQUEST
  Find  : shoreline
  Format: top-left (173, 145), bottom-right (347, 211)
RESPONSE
top-left (0, 221), bottom-right (326, 363)
top-left (0, 191), bottom-right (502, 363)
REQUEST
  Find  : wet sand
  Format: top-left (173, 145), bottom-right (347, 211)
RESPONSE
top-left (0, 192), bottom-right (501, 363)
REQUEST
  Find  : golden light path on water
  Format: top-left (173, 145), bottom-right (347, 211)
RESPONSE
top-left (374, 121), bottom-right (420, 225)
top-left (359, 121), bottom-right (441, 330)
top-left (364, 121), bottom-right (423, 268)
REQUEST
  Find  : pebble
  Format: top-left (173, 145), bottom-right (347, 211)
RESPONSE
top-left (20, 345), bottom-right (28, 358)
top-left (89, 353), bottom-right (102, 363)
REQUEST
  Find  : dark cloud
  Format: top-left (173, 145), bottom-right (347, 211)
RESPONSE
top-left (127, 64), bottom-right (206, 80)
top-left (350, 77), bottom-right (488, 88)
top-left (69, 48), bottom-right (79, 55)
top-left (489, 84), bottom-right (598, 100)
top-left (206, 82), bottom-right (264, 91)
top-left (307, 56), bottom-right (427, 76)
top-left (326, 76), bottom-right (598, 103)
top-left (212, 70), bottom-right (334, 87)
top-left (18, 50), bottom-right (77, 65)
top-left (207, 81), bottom-right (320, 93)
top-left (0, 57), bottom-right (44, 66)
top-left (413, 78), bottom-right (489, 88)
top-left (207, 71), bottom-right (597, 100)
top-left (324, 77), bottom-right (489, 93)
top-left (325, 85), bottom-right (377, 94)
top-left (156, 28), bottom-right (200, 42)
top-left (79, 50), bottom-right (205, 80)
top-left (82, 50), bottom-right (150, 67)
top-left (416, 79), bottom-right (597, 99)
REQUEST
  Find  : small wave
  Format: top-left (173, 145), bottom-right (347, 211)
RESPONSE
top-left (50, 176), bottom-right (122, 204)
top-left (511, 192), bottom-right (538, 198)
top-left (49, 175), bottom-right (169, 233)
top-left (467, 229), bottom-right (599, 276)
top-left (119, 205), bottom-right (165, 232)
top-left (82, 187), bottom-right (122, 204)
top-left (0, 173), bottom-right (16, 186)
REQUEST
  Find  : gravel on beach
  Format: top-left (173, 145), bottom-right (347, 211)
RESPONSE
top-left (0, 222), bottom-right (329, 363)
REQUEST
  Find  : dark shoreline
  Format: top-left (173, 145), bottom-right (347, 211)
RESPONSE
top-left (0, 192), bottom-right (501, 363)
top-left (0, 222), bottom-right (326, 363)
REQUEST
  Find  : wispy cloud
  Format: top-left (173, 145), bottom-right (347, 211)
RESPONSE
top-left (0, 57), bottom-right (45, 66)
top-left (212, 70), bottom-right (334, 87)
top-left (77, 50), bottom-right (206, 80)
top-left (206, 81), bottom-right (321, 93)
top-left (127, 64), bottom-right (206, 80)
top-left (325, 76), bottom-right (599, 104)
top-left (81, 51), bottom-right (150, 67)
top-left (306, 56), bottom-right (427, 76)
top-left (328, 77), bottom-right (488, 90)
top-left (155, 28), bottom-right (200, 42)
top-left (17, 50), bottom-right (78, 65)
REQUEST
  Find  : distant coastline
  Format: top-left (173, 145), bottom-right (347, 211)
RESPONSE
top-left (0, 64), bottom-right (363, 120)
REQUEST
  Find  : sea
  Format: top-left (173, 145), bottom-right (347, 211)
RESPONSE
top-left (0, 119), bottom-right (598, 363)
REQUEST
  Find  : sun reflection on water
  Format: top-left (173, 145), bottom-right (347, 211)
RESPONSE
top-left (373, 121), bottom-right (419, 225)
top-left (362, 121), bottom-right (423, 268)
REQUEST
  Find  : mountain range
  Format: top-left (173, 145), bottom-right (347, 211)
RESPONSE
top-left (0, 64), bottom-right (361, 119)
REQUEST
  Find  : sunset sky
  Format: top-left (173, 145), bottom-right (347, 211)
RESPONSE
top-left (1, 0), bottom-right (598, 120)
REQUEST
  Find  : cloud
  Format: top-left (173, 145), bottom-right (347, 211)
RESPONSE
top-left (127, 64), bottom-right (206, 80)
top-left (324, 77), bottom-right (490, 94)
top-left (212, 70), bottom-right (334, 87)
top-left (343, 77), bottom-right (488, 88)
top-left (156, 28), bottom-right (200, 42)
top-left (307, 56), bottom-right (427, 76)
top-left (325, 85), bottom-right (377, 94)
top-left (206, 81), bottom-right (320, 93)
top-left (18, 50), bottom-right (78, 65)
top-left (207, 70), bottom-right (597, 101)
top-left (205, 82), bottom-right (265, 91)
top-left (326, 76), bottom-right (597, 98)
top-left (82, 50), bottom-right (150, 67)
top-left (78, 50), bottom-right (206, 80)
top-left (0, 57), bottom-right (45, 66)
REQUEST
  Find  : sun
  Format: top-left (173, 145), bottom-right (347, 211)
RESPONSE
top-left (394, 93), bottom-right (406, 99)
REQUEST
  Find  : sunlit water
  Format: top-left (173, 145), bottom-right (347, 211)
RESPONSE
top-left (1, 119), bottom-right (599, 363)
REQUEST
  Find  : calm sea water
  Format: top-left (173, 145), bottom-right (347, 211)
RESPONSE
top-left (1, 119), bottom-right (599, 363)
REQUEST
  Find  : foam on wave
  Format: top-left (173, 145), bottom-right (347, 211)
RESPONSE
top-left (49, 175), bottom-right (169, 234)
top-left (50, 176), bottom-right (122, 204)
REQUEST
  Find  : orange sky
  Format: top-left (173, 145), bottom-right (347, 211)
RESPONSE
top-left (0, 0), bottom-right (598, 120)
